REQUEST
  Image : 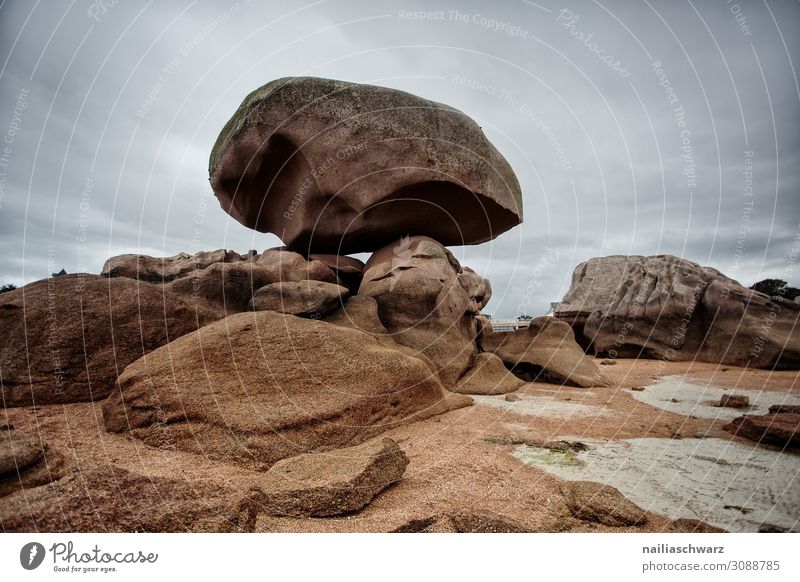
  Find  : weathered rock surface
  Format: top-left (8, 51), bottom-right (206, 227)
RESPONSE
top-left (554, 255), bottom-right (800, 369)
top-left (452, 352), bottom-right (525, 395)
top-left (724, 412), bottom-right (800, 449)
top-left (251, 438), bottom-right (408, 517)
top-left (479, 317), bottom-right (606, 387)
top-left (359, 236), bottom-right (487, 387)
top-left (392, 509), bottom-right (530, 533)
top-left (719, 394), bottom-right (749, 408)
top-left (0, 431), bottom-right (67, 498)
top-left (209, 77), bottom-right (523, 254)
top-left (0, 465), bottom-right (253, 532)
top-left (0, 275), bottom-right (220, 406)
top-left (324, 295), bottom-right (390, 336)
top-left (560, 480), bottom-right (648, 527)
top-left (102, 249), bottom-right (245, 282)
top-left (672, 518), bottom-right (727, 533)
top-left (103, 311), bottom-right (469, 469)
top-left (249, 281), bottom-right (348, 317)
top-left (0, 430), bottom-right (42, 477)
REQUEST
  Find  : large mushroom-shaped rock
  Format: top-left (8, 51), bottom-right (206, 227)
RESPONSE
top-left (250, 437), bottom-right (408, 517)
top-left (479, 317), bottom-right (606, 388)
top-left (554, 255), bottom-right (800, 369)
top-left (452, 352), bottom-right (525, 395)
top-left (102, 311), bottom-right (469, 469)
top-left (359, 236), bottom-right (488, 387)
top-left (249, 281), bottom-right (348, 317)
top-left (102, 249), bottom-right (244, 282)
top-left (0, 275), bottom-right (220, 406)
top-left (209, 76), bottom-right (523, 254)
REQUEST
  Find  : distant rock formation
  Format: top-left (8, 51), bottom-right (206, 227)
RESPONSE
top-left (209, 77), bottom-right (522, 254)
top-left (555, 255), bottom-right (800, 369)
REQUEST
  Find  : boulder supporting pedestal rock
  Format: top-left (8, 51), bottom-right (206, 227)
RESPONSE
top-left (359, 236), bottom-right (489, 387)
top-left (249, 281), bottom-right (348, 317)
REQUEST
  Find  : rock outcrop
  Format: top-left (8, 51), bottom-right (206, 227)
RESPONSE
top-left (359, 236), bottom-right (487, 387)
top-left (560, 480), bottom-right (648, 527)
top-left (250, 437), bottom-right (408, 517)
top-left (0, 465), bottom-right (253, 532)
top-left (554, 255), bottom-right (800, 369)
top-left (452, 352), bottom-right (525, 395)
top-left (479, 317), bottom-right (606, 388)
top-left (724, 411), bottom-right (800, 449)
top-left (102, 249), bottom-right (246, 282)
top-left (0, 275), bottom-right (220, 406)
top-left (103, 311), bottom-right (469, 469)
top-left (249, 281), bottom-right (348, 317)
top-left (209, 77), bottom-right (522, 254)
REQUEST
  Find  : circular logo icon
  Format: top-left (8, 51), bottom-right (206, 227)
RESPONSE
top-left (20, 542), bottom-right (46, 570)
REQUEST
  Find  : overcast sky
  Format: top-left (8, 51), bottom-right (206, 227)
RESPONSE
top-left (1, 0), bottom-right (798, 317)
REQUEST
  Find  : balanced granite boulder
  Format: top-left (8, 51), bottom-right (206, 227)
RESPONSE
top-left (249, 281), bottom-right (348, 317)
top-left (103, 311), bottom-right (469, 469)
top-left (250, 437), bottom-right (408, 517)
top-left (554, 255), bottom-right (800, 369)
top-left (479, 317), bottom-right (606, 388)
top-left (209, 76), bottom-right (523, 254)
top-left (0, 275), bottom-right (220, 406)
top-left (359, 236), bottom-right (488, 387)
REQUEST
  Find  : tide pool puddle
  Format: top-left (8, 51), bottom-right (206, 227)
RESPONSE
top-left (632, 375), bottom-right (800, 420)
top-left (514, 437), bottom-right (800, 532)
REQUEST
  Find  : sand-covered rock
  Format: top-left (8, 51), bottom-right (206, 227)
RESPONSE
top-left (209, 77), bottom-right (522, 254)
top-left (103, 311), bottom-right (469, 469)
top-left (0, 465), bottom-right (253, 532)
top-left (251, 438), bottom-right (408, 517)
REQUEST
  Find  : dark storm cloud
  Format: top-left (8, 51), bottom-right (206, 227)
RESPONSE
top-left (1, 0), bottom-right (798, 316)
